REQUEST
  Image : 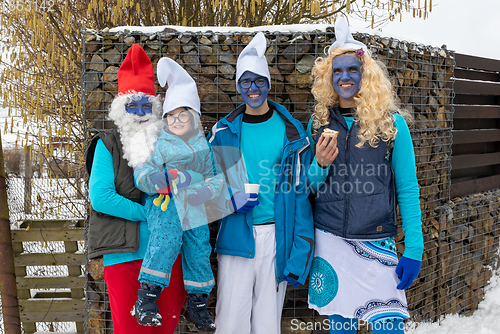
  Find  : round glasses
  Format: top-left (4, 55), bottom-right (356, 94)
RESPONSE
top-left (238, 78), bottom-right (268, 89)
top-left (166, 111), bottom-right (190, 126)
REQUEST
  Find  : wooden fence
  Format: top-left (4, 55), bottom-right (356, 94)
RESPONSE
top-left (451, 53), bottom-right (500, 198)
top-left (11, 219), bottom-right (85, 333)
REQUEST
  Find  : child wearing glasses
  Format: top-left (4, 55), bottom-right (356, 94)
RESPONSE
top-left (131, 57), bottom-right (224, 332)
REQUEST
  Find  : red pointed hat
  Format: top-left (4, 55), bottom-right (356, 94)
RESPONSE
top-left (117, 44), bottom-right (156, 96)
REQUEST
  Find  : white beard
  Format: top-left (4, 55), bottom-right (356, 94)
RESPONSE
top-left (108, 94), bottom-right (163, 169)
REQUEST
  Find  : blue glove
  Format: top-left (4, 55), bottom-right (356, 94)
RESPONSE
top-left (187, 187), bottom-right (212, 206)
top-left (284, 275), bottom-right (301, 288)
top-left (150, 171), bottom-right (169, 189)
top-left (230, 192), bottom-right (259, 213)
top-left (395, 256), bottom-right (421, 290)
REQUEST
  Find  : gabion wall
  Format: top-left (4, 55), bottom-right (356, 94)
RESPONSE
top-left (82, 27), bottom-right (467, 334)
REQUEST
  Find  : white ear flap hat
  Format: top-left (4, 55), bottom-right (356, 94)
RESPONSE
top-left (328, 17), bottom-right (368, 55)
top-left (157, 57), bottom-right (201, 117)
top-left (235, 32), bottom-right (271, 93)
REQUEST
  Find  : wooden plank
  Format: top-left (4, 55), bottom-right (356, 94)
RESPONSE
top-left (452, 142), bottom-right (496, 155)
top-left (454, 94), bottom-right (498, 105)
top-left (33, 292), bottom-right (72, 299)
top-left (451, 165), bottom-right (494, 180)
top-left (11, 228), bottom-right (84, 242)
top-left (65, 241), bottom-right (85, 299)
top-left (14, 253), bottom-right (85, 266)
top-left (19, 298), bottom-right (84, 313)
top-left (455, 53), bottom-right (500, 72)
top-left (451, 175), bottom-right (500, 198)
top-left (19, 219), bottom-right (84, 229)
top-left (454, 79), bottom-right (500, 96)
top-left (20, 311), bottom-right (85, 322)
top-left (452, 129), bottom-right (500, 144)
top-left (454, 119), bottom-right (497, 131)
top-left (453, 105), bottom-right (500, 119)
top-left (452, 152), bottom-right (500, 170)
top-left (455, 68), bottom-right (499, 82)
top-left (16, 276), bottom-right (86, 289)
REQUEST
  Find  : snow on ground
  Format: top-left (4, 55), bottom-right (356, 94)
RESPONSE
top-left (6, 177), bottom-right (86, 226)
top-left (0, 105), bottom-right (24, 149)
top-left (407, 262), bottom-right (500, 334)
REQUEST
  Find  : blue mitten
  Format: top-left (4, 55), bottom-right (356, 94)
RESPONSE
top-left (395, 256), bottom-right (421, 290)
top-left (150, 171), bottom-right (169, 189)
top-left (230, 192), bottom-right (259, 213)
top-left (284, 275), bottom-right (301, 288)
top-left (187, 187), bottom-right (212, 206)
top-left (173, 170), bottom-right (192, 190)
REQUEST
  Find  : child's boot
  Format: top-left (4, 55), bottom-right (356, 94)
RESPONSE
top-left (184, 293), bottom-right (216, 332)
top-left (131, 282), bottom-right (162, 326)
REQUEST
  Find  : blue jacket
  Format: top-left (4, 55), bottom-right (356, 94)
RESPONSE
top-left (134, 127), bottom-right (224, 231)
top-left (314, 107), bottom-right (397, 239)
top-left (207, 101), bottom-right (314, 285)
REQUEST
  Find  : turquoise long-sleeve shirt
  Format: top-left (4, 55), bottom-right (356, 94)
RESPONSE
top-left (240, 110), bottom-right (286, 225)
top-left (306, 114), bottom-right (423, 261)
top-left (89, 139), bottom-right (150, 266)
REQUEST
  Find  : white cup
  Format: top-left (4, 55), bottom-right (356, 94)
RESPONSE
top-left (244, 183), bottom-right (260, 201)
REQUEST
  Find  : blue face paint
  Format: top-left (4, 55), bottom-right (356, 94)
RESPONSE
top-left (125, 96), bottom-right (153, 116)
top-left (332, 54), bottom-right (362, 102)
top-left (238, 71), bottom-right (269, 109)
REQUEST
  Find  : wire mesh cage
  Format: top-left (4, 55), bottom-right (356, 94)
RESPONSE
top-left (81, 27), bottom-right (457, 334)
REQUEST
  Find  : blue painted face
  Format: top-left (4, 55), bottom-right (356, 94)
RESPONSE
top-left (238, 71), bottom-right (269, 109)
top-left (332, 54), bottom-right (362, 102)
top-left (125, 96), bottom-right (153, 116)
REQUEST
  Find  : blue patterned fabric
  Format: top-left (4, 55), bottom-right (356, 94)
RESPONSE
top-left (309, 257), bottom-right (339, 308)
top-left (354, 299), bottom-right (409, 323)
top-left (343, 237), bottom-right (398, 267)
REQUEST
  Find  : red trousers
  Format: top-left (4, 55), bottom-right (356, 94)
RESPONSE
top-left (104, 255), bottom-right (187, 334)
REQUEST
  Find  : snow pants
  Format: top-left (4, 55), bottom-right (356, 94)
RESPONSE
top-left (139, 198), bottom-right (215, 294)
top-left (104, 257), bottom-right (186, 334)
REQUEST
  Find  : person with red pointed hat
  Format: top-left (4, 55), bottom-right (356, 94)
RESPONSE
top-left (86, 44), bottom-right (188, 334)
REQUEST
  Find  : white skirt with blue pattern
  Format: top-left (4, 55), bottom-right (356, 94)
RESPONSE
top-left (308, 228), bottom-right (410, 323)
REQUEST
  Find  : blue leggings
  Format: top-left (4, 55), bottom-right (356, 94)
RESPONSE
top-left (329, 315), bottom-right (404, 333)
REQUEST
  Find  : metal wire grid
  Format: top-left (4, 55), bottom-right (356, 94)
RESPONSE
top-left (4, 176), bottom-right (85, 333)
top-left (6, 176), bottom-right (86, 225)
top-left (81, 29), bottom-right (456, 333)
top-left (436, 192), bottom-right (500, 315)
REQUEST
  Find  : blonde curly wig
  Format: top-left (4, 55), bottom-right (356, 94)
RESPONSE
top-left (311, 47), bottom-right (411, 148)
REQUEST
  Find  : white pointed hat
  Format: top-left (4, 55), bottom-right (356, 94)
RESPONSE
top-left (328, 17), bottom-right (368, 55)
top-left (157, 57), bottom-right (201, 117)
top-left (235, 32), bottom-right (271, 93)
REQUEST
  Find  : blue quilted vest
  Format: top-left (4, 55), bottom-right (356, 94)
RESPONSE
top-left (314, 107), bottom-right (397, 239)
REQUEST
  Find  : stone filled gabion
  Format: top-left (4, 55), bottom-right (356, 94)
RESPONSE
top-left (82, 28), bottom-right (496, 333)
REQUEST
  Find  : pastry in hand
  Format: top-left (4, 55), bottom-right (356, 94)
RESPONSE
top-left (321, 128), bottom-right (339, 138)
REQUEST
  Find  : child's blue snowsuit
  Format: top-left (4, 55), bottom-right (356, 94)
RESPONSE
top-left (134, 127), bottom-right (224, 294)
